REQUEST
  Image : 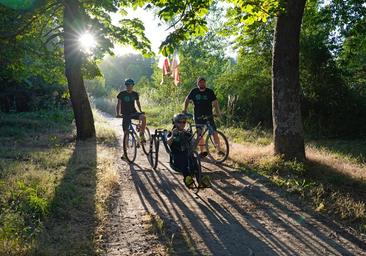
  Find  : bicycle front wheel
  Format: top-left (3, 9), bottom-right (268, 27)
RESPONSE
top-left (205, 130), bottom-right (229, 163)
top-left (148, 135), bottom-right (159, 170)
top-left (123, 131), bottom-right (137, 163)
top-left (161, 130), bottom-right (171, 154)
top-left (141, 126), bottom-right (151, 155)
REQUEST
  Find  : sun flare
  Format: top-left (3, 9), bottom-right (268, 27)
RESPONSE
top-left (79, 32), bottom-right (97, 52)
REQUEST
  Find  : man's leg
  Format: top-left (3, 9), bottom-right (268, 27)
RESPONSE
top-left (213, 131), bottom-right (222, 152)
top-left (197, 127), bottom-right (207, 157)
top-left (173, 153), bottom-right (194, 188)
top-left (139, 113), bottom-right (146, 135)
top-left (209, 119), bottom-right (223, 154)
top-left (121, 117), bottom-right (130, 159)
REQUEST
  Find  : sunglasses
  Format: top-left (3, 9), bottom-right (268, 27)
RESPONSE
top-left (177, 120), bottom-right (187, 124)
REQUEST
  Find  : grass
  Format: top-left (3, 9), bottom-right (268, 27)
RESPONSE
top-left (230, 139), bottom-right (366, 234)
top-left (222, 126), bottom-right (272, 145)
top-left (308, 139), bottom-right (366, 165)
top-left (0, 107), bottom-right (119, 255)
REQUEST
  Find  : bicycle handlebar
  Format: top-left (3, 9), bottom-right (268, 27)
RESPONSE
top-left (116, 112), bottom-right (145, 118)
top-left (195, 114), bottom-right (218, 121)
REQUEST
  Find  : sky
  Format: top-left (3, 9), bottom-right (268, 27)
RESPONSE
top-left (110, 8), bottom-right (174, 56)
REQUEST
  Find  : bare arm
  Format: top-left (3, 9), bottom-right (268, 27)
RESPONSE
top-left (183, 96), bottom-right (190, 113)
top-left (136, 100), bottom-right (143, 112)
top-left (167, 135), bottom-right (174, 145)
top-left (167, 128), bottom-right (178, 145)
top-left (213, 100), bottom-right (221, 116)
top-left (116, 99), bottom-right (122, 116)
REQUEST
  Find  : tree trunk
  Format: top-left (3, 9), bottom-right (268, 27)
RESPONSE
top-left (63, 0), bottom-right (95, 140)
top-left (272, 0), bottom-right (306, 160)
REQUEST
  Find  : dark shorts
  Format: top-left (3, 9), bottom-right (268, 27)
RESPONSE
top-left (122, 112), bottom-right (143, 131)
top-left (195, 116), bottom-right (217, 131)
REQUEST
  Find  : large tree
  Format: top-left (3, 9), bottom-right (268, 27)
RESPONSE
top-left (63, 0), bottom-right (95, 139)
top-left (272, 0), bottom-right (306, 160)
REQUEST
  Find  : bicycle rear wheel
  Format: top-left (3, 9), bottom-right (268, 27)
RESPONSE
top-left (123, 131), bottom-right (137, 163)
top-left (205, 130), bottom-right (229, 163)
top-left (148, 135), bottom-right (159, 170)
top-left (141, 126), bottom-right (151, 155)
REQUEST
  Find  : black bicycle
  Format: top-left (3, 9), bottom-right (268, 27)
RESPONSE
top-left (148, 128), bottom-right (205, 192)
top-left (188, 114), bottom-right (229, 164)
top-left (119, 115), bottom-right (150, 163)
top-left (148, 129), bottom-right (170, 170)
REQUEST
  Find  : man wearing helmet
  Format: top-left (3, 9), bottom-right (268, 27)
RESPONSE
top-left (116, 78), bottom-right (147, 142)
top-left (183, 77), bottom-right (223, 157)
top-left (167, 113), bottom-right (211, 188)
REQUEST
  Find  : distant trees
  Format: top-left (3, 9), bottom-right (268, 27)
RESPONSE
top-left (99, 54), bottom-right (154, 91)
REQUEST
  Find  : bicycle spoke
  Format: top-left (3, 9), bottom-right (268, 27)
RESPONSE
top-left (123, 132), bottom-right (137, 163)
top-left (206, 130), bottom-right (229, 163)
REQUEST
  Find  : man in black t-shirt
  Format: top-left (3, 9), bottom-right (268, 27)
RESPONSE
top-left (116, 78), bottom-right (147, 142)
top-left (183, 77), bottom-right (223, 157)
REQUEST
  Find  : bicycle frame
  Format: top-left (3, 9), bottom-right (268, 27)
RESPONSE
top-left (187, 118), bottom-right (215, 150)
top-left (123, 116), bottom-right (143, 141)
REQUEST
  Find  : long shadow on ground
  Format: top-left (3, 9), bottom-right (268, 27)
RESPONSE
top-left (130, 152), bottom-right (366, 255)
top-left (33, 138), bottom-right (98, 255)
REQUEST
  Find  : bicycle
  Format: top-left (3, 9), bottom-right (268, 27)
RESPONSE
top-left (187, 114), bottom-right (229, 164)
top-left (118, 114), bottom-right (151, 163)
top-left (148, 128), bottom-right (206, 192)
top-left (148, 129), bottom-right (170, 170)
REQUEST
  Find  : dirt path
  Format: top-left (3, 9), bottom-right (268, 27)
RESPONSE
top-left (103, 116), bottom-right (366, 255)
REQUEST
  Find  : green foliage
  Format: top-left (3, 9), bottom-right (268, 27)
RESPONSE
top-left (0, 0), bottom-right (37, 10)
top-left (300, 1), bottom-right (366, 137)
top-left (85, 77), bottom-right (107, 98)
top-left (216, 50), bottom-right (272, 128)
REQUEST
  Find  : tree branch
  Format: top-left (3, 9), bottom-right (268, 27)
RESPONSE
top-left (44, 32), bottom-right (63, 45)
top-left (165, 1), bottom-right (188, 31)
top-left (43, 25), bottom-right (63, 38)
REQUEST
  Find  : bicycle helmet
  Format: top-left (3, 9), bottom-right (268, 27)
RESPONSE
top-left (172, 113), bottom-right (187, 124)
top-left (125, 78), bottom-right (135, 86)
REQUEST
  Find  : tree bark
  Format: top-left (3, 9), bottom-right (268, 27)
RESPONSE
top-left (63, 0), bottom-right (95, 140)
top-left (272, 0), bottom-right (306, 160)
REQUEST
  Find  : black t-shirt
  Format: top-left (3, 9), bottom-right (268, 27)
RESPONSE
top-left (170, 131), bottom-right (193, 153)
top-left (187, 88), bottom-right (217, 118)
top-left (117, 90), bottom-right (139, 115)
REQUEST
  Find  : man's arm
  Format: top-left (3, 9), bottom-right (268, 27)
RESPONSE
top-left (116, 99), bottom-right (122, 117)
top-left (183, 96), bottom-right (190, 113)
top-left (213, 100), bottom-right (221, 117)
top-left (136, 100), bottom-right (143, 113)
top-left (167, 128), bottom-right (178, 145)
